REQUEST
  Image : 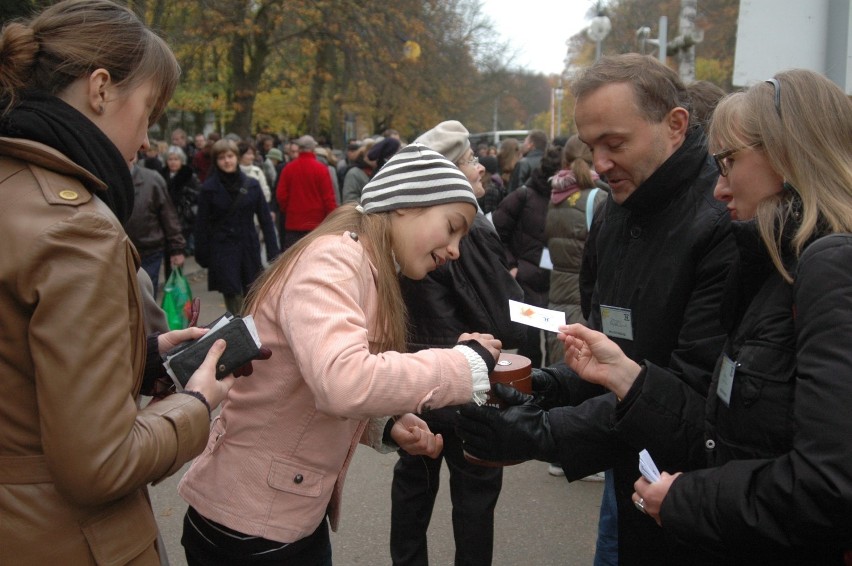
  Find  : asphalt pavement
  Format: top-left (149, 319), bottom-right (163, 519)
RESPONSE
top-left (148, 259), bottom-right (601, 565)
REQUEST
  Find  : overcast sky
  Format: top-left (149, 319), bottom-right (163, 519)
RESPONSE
top-left (481, 0), bottom-right (594, 75)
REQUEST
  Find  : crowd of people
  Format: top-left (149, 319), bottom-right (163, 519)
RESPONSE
top-left (2, 1), bottom-right (852, 566)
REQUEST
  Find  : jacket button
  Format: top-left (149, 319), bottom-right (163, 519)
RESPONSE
top-left (294, 474), bottom-right (304, 484)
top-left (629, 226), bottom-right (642, 238)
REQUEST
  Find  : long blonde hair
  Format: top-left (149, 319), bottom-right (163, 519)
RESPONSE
top-left (244, 204), bottom-right (407, 354)
top-left (709, 69), bottom-right (852, 281)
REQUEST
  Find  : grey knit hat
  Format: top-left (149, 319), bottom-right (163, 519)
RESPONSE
top-left (414, 120), bottom-right (471, 164)
top-left (358, 143), bottom-right (477, 214)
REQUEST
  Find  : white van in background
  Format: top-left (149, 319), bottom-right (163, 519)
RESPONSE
top-left (468, 130), bottom-right (529, 147)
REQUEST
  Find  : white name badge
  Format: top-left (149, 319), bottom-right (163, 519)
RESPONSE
top-left (716, 354), bottom-right (737, 407)
top-left (600, 306), bottom-right (634, 341)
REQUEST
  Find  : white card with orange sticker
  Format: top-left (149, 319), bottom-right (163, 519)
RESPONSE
top-left (508, 300), bottom-right (566, 333)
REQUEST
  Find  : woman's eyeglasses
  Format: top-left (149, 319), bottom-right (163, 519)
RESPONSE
top-left (714, 79), bottom-right (780, 178)
top-left (713, 147), bottom-right (740, 177)
top-left (465, 156), bottom-right (479, 166)
top-left (712, 143), bottom-right (760, 177)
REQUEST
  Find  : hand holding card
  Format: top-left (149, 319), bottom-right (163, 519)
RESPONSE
top-left (639, 449), bottom-right (661, 483)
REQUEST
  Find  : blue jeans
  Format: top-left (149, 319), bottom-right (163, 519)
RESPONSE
top-left (593, 469), bottom-right (618, 566)
top-left (140, 252), bottom-right (163, 299)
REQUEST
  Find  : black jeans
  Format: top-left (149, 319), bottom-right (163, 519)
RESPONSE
top-left (390, 406), bottom-right (503, 566)
top-left (182, 506), bottom-right (332, 565)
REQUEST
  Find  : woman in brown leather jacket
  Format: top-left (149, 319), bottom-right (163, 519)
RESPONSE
top-left (0, 1), bottom-right (236, 563)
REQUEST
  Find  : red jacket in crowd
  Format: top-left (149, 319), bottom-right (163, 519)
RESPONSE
top-left (276, 151), bottom-right (337, 231)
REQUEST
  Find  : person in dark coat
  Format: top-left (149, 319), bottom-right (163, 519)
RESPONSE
top-left (492, 147), bottom-right (563, 368)
top-left (476, 154), bottom-right (507, 214)
top-left (508, 129), bottom-right (547, 191)
top-left (556, 69), bottom-right (852, 565)
top-left (162, 145), bottom-right (200, 258)
top-left (390, 121), bottom-right (525, 566)
top-left (195, 138), bottom-right (280, 314)
top-left (125, 160), bottom-right (186, 298)
top-left (456, 54), bottom-right (737, 565)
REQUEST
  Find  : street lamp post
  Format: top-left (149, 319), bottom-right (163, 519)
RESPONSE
top-left (587, 14), bottom-right (612, 60)
top-left (554, 82), bottom-right (564, 138)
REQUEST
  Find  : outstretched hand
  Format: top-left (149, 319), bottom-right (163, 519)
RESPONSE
top-left (456, 383), bottom-right (558, 463)
top-left (557, 324), bottom-right (642, 400)
top-left (391, 413), bottom-right (444, 458)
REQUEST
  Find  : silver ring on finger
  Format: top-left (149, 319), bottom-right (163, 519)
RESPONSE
top-left (634, 497), bottom-right (646, 514)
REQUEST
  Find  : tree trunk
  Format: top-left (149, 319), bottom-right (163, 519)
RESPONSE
top-left (225, 7), bottom-right (272, 138)
top-left (307, 40), bottom-right (334, 137)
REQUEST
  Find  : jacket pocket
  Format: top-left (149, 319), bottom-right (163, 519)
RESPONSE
top-left (737, 341), bottom-right (796, 384)
top-left (267, 456), bottom-right (324, 498)
top-left (715, 340), bottom-right (796, 459)
top-left (80, 489), bottom-right (158, 566)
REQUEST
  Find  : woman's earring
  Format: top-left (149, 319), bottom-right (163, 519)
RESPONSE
top-left (98, 104), bottom-right (105, 115)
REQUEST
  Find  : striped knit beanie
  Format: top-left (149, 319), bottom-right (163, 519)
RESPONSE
top-left (358, 143), bottom-right (477, 214)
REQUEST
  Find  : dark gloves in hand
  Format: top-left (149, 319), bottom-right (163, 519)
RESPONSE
top-left (531, 364), bottom-right (574, 410)
top-left (233, 346), bottom-right (272, 377)
top-left (456, 383), bottom-right (559, 463)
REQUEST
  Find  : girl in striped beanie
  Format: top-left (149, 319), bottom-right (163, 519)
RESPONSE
top-left (179, 143), bottom-right (502, 564)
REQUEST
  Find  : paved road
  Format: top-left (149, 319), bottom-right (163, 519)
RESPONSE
top-left (149, 261), bottom-right (601, 565)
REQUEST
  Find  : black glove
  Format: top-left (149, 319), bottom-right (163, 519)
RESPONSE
top-left (531, 364), bottom-right (574, 410)
top-left (456, 383), bottom-right (559, 463)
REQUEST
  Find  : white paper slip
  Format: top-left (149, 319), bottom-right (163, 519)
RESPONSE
top-left (539, 247), bottom-right (553, 270)
top-left (508, 300), bottom-right (566, 333)
top-left (639, 449), bottom-right (661, 483)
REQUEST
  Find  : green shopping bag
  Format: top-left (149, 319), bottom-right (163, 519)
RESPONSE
top-left (160, 266), bottom-right (193, 330)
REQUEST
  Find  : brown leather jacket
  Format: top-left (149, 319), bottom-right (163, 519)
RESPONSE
top-left (0, 137), bottom-right (209, 565)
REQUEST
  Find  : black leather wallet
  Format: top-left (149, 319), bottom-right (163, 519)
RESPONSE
top-left (165, 315), bottom-right (261, 388)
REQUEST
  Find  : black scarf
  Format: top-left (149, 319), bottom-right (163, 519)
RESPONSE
top-left (0, 90), bottom-right (134, 223)
top-left (217, 169), bottom-right (242, 194)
